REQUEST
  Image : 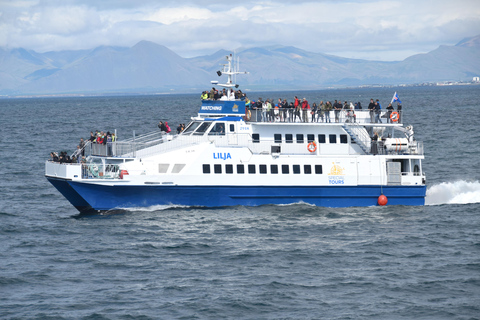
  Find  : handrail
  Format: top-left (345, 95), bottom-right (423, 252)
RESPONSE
top-left (246, 108), bottom-right (403, 124)
top-left (343, 122), bottom-right (372, 154)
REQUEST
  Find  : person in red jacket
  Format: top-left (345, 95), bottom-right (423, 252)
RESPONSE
top-left (301, 98), bottom-right (310, 122)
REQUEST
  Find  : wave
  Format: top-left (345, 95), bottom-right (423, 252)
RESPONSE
top-left (121, 204), bottom-right (198, 212)
top-left (425, 180), bottom-right (480, 205)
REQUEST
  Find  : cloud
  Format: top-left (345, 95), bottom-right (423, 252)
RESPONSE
top-left (1, 0), bottom-right (479, 60)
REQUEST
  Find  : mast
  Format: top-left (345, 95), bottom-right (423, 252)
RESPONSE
top-left (214, 54), bottom-right (248, 100)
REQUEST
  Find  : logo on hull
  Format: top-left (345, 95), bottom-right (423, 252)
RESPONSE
top-left (328, 162), bottom-right (345, 185)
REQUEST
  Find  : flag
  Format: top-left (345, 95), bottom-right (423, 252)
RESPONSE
top-left (391, 92), bottom-right (402, 104)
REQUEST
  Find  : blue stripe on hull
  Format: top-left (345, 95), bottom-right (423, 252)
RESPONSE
top-left (63, 181), bottom-right (426, 211)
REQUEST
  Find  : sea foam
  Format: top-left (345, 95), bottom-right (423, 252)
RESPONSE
top-left (425, 180), bottom-right (480, 205)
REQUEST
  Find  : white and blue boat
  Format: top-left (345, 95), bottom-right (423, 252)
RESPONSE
top-left (45, 54), bottom-right (426, 213)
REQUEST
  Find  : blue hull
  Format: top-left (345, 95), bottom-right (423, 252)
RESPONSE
top-left (46, 177), bottom-right (426, 212)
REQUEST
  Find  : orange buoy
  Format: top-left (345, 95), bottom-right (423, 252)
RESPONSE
top-left (307, 141), bottom-right (317, 153)
top-left (119, 170), bottom-right (129, 179)
top-left (390, 111), bottom-right (399, 122)
top-left (378, 195), bottom-right (388, 206)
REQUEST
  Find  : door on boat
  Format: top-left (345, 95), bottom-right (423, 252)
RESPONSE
top-left (228, 123), bottom-right (238, 145)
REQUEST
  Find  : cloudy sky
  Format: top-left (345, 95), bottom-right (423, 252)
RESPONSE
top-left (1, 0), bottom-right (480, 61)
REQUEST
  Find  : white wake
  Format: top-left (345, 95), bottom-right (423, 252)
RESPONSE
top-left (425, 180), bottom-right (480, 205)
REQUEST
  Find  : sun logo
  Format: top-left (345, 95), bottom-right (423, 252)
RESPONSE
top-left (329, 162), bottom-right (345, 175)
top-left (232, 103), bottom-right (239, 112)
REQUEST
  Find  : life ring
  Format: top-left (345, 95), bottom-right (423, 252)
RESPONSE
top-left (390, 111), bottom-right (399, 122)
top-left (307, 141), bottom-right (317, 153)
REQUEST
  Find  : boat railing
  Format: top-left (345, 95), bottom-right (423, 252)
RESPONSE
top-left (246, 108), bottom-right (403, 124)
top-left (81, 163), bottom-right (120, 179)
top-left (370, 140), bottom-right (424, 155)
top-left (86, 134), bottom-right (213, 158)
top-left (343, 122), bottom-right (372, 154)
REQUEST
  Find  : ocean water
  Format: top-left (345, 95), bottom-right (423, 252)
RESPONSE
top-left (1, 86), bottom-right (479, 319)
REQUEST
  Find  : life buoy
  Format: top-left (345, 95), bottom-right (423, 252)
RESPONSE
top-left (307, 141), bottom-right (317, 153)
top-left (390, 111), bottom-right (399, 122)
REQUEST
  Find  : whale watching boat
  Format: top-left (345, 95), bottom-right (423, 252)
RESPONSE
top-left (45, 54), bottom-right (426, 213)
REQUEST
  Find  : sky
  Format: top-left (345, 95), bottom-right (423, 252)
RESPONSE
top-left (1, 0), bottom-right (480, 61)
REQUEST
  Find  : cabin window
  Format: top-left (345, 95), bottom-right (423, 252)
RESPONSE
top-left (259, 165), bottom-right (267, 174)
top-left (183, 121), bottom-right (201, 134)
top-left (172, 164), bottom-right (185, 173)
top-left (274, 134), bottom-right (282, 143)
top-left (296, 134), bottom-right (304, 144)
top-left (225, 164), bottom-right (233, 174)
top-left (315, 165), bottom-right (323, 174)
top-left (304, 165), bottom-right (312, 174)
top-left (293, 165), bottom-right (301, 174)
top-left (214, 164), bottom-right (222, 174)
top-left (237, 164), bottom-right (245, 174)
top-left (271, 165), bottom-right (278, 174)
top-left (318, 134), bottom-right (326, 143)
top-left (193, 122), bottom-right (212, 135)
top-left (282, 165), bottom-right (289, 174)
top-left (252, 133), bottom-right (260, 143)
top-left (208, 122), bottom-right (225, 135)
top-left (285, 134), bottom-right (293, 143)
top-left (340, 134), bottom-right (348, 144)
top-left (159, 164), bottom-right (169, 173)
top-left (329, 134), bottom-right (337, 144)
top-left (271, 145), bottom-right (281, 154)
top-left (229, 124), bottom-right (235, 132)
top-left (248, 164), bottom-right (256, 174)
top-left (307, 134), bottom-right (315, 143)
top-left (202, 164), bottom-right (210, 174)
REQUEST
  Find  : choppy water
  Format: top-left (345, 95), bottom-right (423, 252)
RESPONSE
top-left (1, 86), bottom-right (480, 319)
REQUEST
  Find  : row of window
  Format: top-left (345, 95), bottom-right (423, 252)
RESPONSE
top-left (253, 133), bottom-right (348, 144)
top-left (203, 164), bottom-right (323, 175)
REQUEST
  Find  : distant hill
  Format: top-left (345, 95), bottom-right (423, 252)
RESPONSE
top-left (1, 35), bottom-right (479, 96)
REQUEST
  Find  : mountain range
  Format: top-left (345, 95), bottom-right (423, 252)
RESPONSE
top-left (1, 35), bottom-right (479, 96)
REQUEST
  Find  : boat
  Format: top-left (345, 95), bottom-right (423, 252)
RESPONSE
top-left (45, 54), bottom-right (426, 213)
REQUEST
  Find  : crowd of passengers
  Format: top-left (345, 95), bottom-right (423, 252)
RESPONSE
top-left (201, 88), bottom-right (402, 124)
top-left (49, 130), bottom-right (115, 163)
top-left (245, 97), bottom-right (402, 124)
top-left (201, 87), bottom-right (246, 100)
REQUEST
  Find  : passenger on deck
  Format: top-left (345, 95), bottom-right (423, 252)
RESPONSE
top-left (368, 99), bottom-right (375, 123)
top-left (261, 99), bottom-right (268, 122)
top-left (95, 132), bottom-right (101, 144)
top-left (333, 100), bottom-right (342, 123)
top-left (50, 152), bottom-right (59, 162)
top-left (73, 145), bottom-right (82, 162)
top-left (201, 91), bottom-right (208, 100)
top-left (209, 88), bottom-right (216, 100)
top-left (318, 101), bottom-right (325, 122)
top-left (106, 134), bottom-right (113, 156)
top-left (371, 132), bottom-right (379, 155)
top-left (288, 102), bottom-right (295, 122)
top-left (374, 100), bottom-right (382, 123)
top-left (397, 103), bottom-right (402, 123)
top-left (324, 101), bottom-right (332, 123)
top-left (158, 121), bottom-right (168, 133)
top-left (301, 98), bottom-right (309, 123)
top-left (386, 103), bottom-right (394, 123)
top-left (346, 103), bottom-right (356, 123)
top-left (282, 99), bottom-right (288, 122)
top-left (311, 103), bottom-right (317, 122)
top-left (79, 138), bottom-right (85, 156)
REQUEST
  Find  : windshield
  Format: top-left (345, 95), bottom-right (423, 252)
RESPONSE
top-left (193, 122), bottom-right (212, 135)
